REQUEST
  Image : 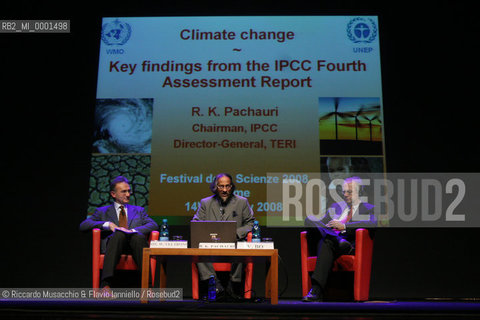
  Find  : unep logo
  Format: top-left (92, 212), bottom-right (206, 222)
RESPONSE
top-left (347, 17), bottom-right (377, 44)
top-left (101, 19), bottom-right (131, 46)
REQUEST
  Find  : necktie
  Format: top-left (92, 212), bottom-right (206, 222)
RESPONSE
top-left (345, 205), bottom-right (353, 224)
top-left (119, 205), bottom-right (128, 228)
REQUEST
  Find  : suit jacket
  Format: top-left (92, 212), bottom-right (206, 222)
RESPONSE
top-left (192, 194), bottom-right (255, 240)
top-left (306, 201), bottom-right (376, 243)
top-left (79, 203), bottom-right (158, 252)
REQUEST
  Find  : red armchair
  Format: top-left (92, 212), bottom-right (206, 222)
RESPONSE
top-left (92, 228), bottom-right (159, 288)
top-left (300, 228), bottom-right (374, 301)
top-left (191, 232), bottom-right (253, 299)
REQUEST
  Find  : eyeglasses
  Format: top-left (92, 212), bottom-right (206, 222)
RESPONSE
top-left (217, 184), bottom-right (232, 190)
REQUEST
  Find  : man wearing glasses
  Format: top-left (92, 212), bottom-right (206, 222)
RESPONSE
top-left (192, 173), bottom-right (255, 300)
top-left (79, 176), bottom-right (158, 291)
top-left (302, 176), bottom-right (376, 302)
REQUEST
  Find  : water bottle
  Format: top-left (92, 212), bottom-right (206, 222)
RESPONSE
top-left (160, 218), bottom-right (169, 241)
top-left (207, 275), bottom-right (216, 301)
top-left (252, 220), bottom-right (261, 242)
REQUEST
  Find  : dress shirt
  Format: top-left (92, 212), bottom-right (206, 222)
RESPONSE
top-left (102, 202), bottom-right (134, 231)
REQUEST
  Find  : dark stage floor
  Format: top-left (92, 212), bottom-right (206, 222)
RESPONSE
top-left (2, 299), bottom-right (480, 320)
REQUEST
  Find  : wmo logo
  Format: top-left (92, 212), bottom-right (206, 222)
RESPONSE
top-left (101, 19), bottom-right (131, 54)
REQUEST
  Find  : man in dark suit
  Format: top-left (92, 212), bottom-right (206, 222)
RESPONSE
top-left (192, 173), bottom-right (255, 299)
top-left (79, 176), bottom-right (158, 289)
top-left (302, 176), bottom-right (376, 302)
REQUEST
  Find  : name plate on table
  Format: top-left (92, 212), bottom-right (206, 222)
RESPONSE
top-left (199, 242), bottom-right (236, 249)
top-left (237, 242), bottom-right (274, 249)
top-left (150, 240), bottom-right (188, 248)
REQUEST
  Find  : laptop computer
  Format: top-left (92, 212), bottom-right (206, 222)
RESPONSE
top-left (190, 221), bottom-right (237, 248)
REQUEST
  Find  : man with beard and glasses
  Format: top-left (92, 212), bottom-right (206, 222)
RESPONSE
top-left (192, 173), bottom-right (255, 301)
